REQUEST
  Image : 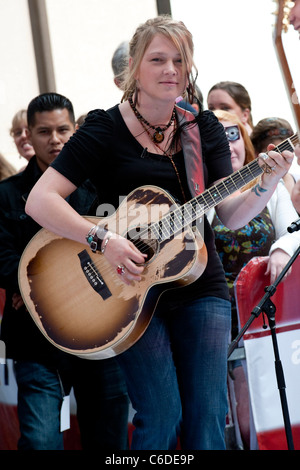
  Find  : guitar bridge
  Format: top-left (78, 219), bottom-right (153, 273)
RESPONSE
top-left (78, 250), bottom-right (111, 300)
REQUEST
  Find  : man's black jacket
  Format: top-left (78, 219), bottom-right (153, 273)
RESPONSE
top-left (0, 157), bottom-right (97, 364)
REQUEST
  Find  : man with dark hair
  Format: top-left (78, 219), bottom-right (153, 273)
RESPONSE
top-left (0, 92), bottom-right (129, 450)
top-left (27, 92), bottom-right (76, 127)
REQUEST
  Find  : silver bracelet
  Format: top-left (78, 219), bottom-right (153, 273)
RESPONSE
top-left (101, 231), bottom-right (112, 254)
top-left (86, 224), bottom-right (108, 252)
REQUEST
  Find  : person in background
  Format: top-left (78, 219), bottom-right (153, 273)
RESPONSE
top-left (251, 117), bottom-right (299, 196)
top-left (289, 0), bottom-right (300, 35)
top-left (176, 83), bottom-right (203, 115)
top-left (75, 114), bottom-right (87, 128)
top-left (111, 41), bottom-right (130, 90)
top-left (10, 109), bottom-right (35, 166)
top-left (208, 109), bottom-right (300, 448)
top-left (207, 81), bottom-right (253, 135)
top-left (0, 148), bottom-right (17, 376)
top-left (25, 17), bottom-right (293, 450)
top-left (0, 152), bottom-right (16, 181)
top-left (291, 148), bottom-right (300, 212)
top-left (288, 0), bottom-right (300, 211)
top-left (190, 84), bottom-right (203, 113)
top-left (0, 92), bottom-right (129, 450)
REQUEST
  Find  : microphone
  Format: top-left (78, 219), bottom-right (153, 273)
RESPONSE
top-left (288, 218), bottom-right (300, 233)
top-left (140, 147), bottom-right (148, 158)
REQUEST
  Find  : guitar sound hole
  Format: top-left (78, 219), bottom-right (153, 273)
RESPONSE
top-left (127, 226), bottom-right (159, 264)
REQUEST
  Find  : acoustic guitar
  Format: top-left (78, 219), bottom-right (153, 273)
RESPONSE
top-left (18, 134), bottom-right (298, 359)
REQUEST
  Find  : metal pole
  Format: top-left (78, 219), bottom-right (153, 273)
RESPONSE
top-left (27, 0), bottom-right (56, 93)
top-left (156, 0), bottom-right (172, 15)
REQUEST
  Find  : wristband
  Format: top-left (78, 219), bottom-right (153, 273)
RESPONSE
top-left (86, 225), bottom-right (108, 253)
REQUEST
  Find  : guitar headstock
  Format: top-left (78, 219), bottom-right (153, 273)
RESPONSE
top-left (273, 0), bottom-right (294, 32)
top-left (273, 1), bottom-right (300, 141)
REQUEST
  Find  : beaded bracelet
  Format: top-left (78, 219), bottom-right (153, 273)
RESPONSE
top-left (86, 225), bottom-right (108, 253)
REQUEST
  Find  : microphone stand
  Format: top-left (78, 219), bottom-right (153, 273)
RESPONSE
top-left (228, 244), bottom-right (300, 451)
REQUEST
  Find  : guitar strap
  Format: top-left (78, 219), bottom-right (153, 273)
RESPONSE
top-left (175, 105), bottom-right (205, 197)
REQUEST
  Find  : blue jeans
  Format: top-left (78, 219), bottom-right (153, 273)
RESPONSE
top-left (117, 296), bottom-right (231, 450)
top-left (14, 357), bottom-right (129, 450)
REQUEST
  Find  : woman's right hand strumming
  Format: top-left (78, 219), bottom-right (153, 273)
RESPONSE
top-left (102, 232), bottom-right (147, 285)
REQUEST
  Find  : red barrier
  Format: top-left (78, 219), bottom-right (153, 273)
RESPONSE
top-left (235, 256), bottom-right (300, 450)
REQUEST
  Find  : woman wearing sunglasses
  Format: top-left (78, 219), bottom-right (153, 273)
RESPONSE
top-left (208, 110), bottom-right (300, 449)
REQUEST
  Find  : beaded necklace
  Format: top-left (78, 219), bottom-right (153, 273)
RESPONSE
top-left (128, 95), bottom-right (176, 144)
top-left (136, 112), bottom-right (187, 203)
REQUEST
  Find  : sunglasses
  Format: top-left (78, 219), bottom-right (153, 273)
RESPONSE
top-left (224, 125), bottom-right (240, 142)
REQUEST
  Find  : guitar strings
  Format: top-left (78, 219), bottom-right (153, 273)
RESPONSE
top-left (89, 133), bottom-right (298, 277)
top-left (89, 159), bottom-right (261, 278)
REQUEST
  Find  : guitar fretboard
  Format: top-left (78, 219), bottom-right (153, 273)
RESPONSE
top-left (148, 133), bottom-right (299, 243)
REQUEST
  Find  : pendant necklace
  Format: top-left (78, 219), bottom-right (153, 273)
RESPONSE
top-left (128, 95), bottom-right (175, 144)
top-left (136, 112), bottom-right (187, 203)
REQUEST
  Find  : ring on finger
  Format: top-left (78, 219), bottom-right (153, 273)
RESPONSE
top-left (259, 153), bottom-right (275, 174)
top-left (259, 152), bottom-right (268, 161)
top-left (117, 265), bottom-right (126, 275)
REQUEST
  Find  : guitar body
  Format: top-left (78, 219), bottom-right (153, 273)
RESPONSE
top-left (19, 185), bottom-right (207, 359)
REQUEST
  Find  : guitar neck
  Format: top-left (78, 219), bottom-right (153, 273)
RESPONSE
top-left (150, 133), bottom-right (299, 242)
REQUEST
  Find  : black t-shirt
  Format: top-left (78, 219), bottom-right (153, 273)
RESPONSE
top-left (52, 106), bottom-right (233, 302)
